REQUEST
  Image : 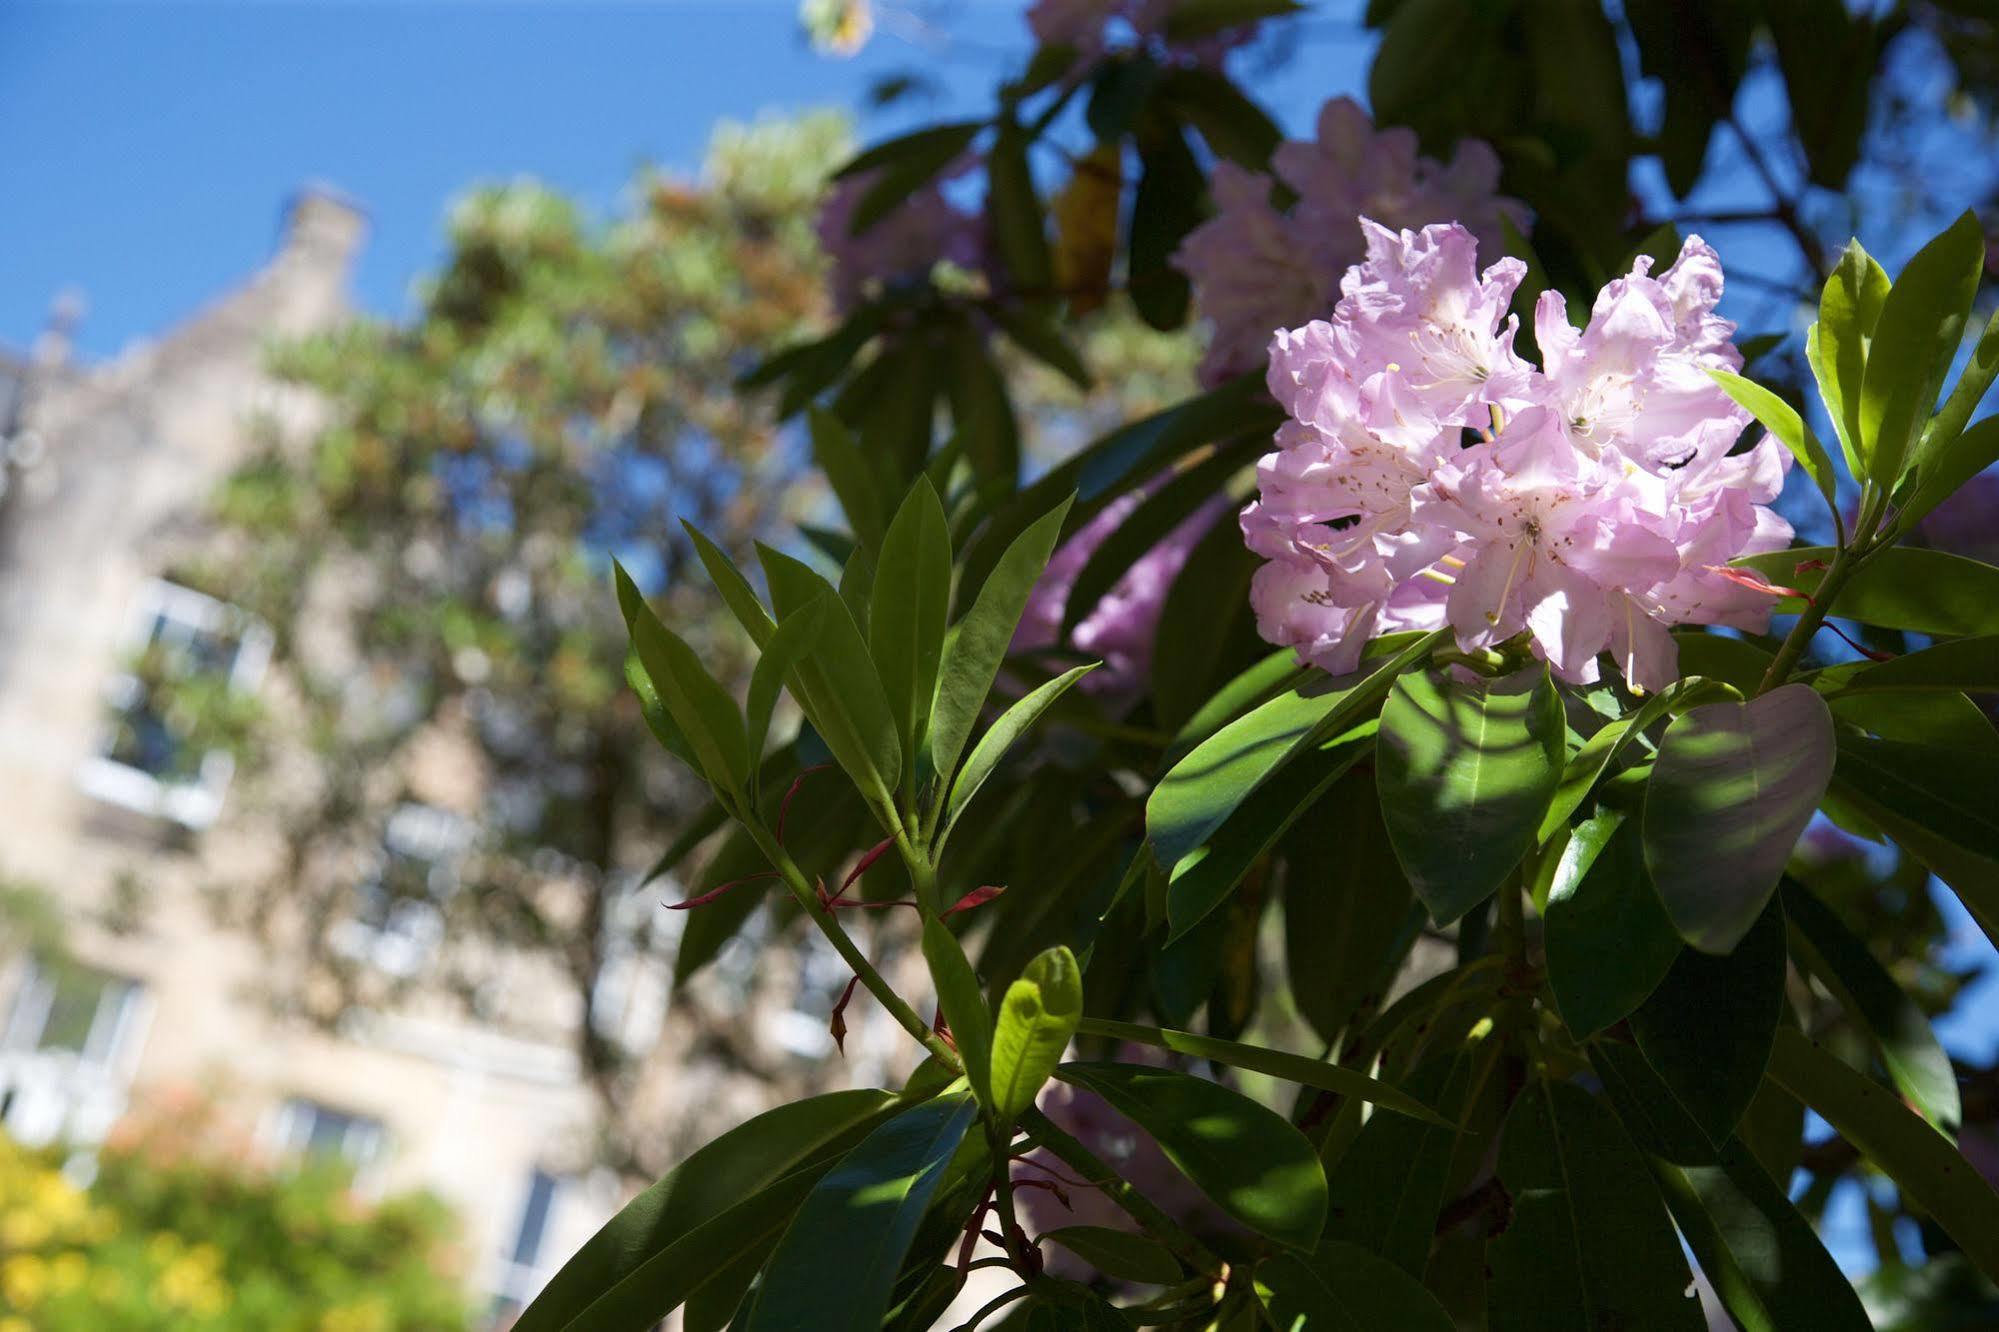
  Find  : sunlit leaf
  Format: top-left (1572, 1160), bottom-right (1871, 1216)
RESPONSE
top-left (990, 946), bottom-right (1084, 1124)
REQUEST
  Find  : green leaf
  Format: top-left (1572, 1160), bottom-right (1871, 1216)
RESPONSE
top-left (1642, 683), bottom-right (1833, 953)
top-left (1737, 545), bottom-right (1999, 637)
top-left (1782, 879), bottom-right (1960, 1132)
top-left (921, 918), bottom-right (993, 1110)
top-left (1056, 1061), bottom-right (1329, 1249)
top-left (1832, 733), bottom-right (1999, 945)
top-left (1672, 630), bottom-right (1775, 694)
top-left (870, 478), bottom-right (952, 769)
top-left (1629, 900), bottom-right (1786, 1147)
top-left (748, 601), bottom-right (827, 778)
top-left (809, 407), bottom-right (887, 553)
top-left (1128, 109), bottom-right (1202, 330)
top-left (929, 495), bottom-right (1074, 788)
top-left (1487, 1080), bottom-right (1704, 1332)
top-left (835, 120), bottom-right (983, 181)
top-left (1825, 635), bottom-right (1999, 695)
top-left (944, 322), bottom-right (1020, 487)
top-left (941, 663), bottom-right (1097, 843)
top-left (1859, 211), bottom-right (1984, 489)
top-left (1167, 648), bottom-right (1306, 765)
top-left (759, 545), bottom-right (903, 806)
top-left (1654, 1139), bottom-right (1872, 1332)
top-left (1149, 630), bottom-right (1443, 870)
top-left (1148, 502), bottom-right (1264, 727)
top-left (1060, 445), bottom-right (1240, 638)
top-left (1074, 1016), bottom-right (1450, 1127)
top-left (1282, 768), bottom-right (1420, 1050)
top-left (1545, 813), bottom-right (1682, 1037)
top-left (1808, 239), bottom-right (1892, 476)
top-left (1538, 679), bottom-right (1693, 841)
top-left (514, 1089), bottom-right (897, 1332)
top-left (987, 115), bottom-right (1051, 297)
top-left (990, 945), bottom-right (1084, 1124)
top-left (1155, 67), bottom-right (1282, 166)
top-left (1904, 415), bottom-right (1999, 534)
top-left (1320, 1051), bottom-right (1477, 1276)
top-left (1258, 1246), bottom-right (1453, 1332)
top-left (1163, 0), bottom-right (1301, 41)
top-left (990, 304), bottom-right (1090, 389)
top-left (1708, 367), bottom-right (1838, 513)
top-left (1044, 1227), bottom-right (1182, 1286)
top-left (684, 520), bottom-right (777, 646)
top-left (1376, 666), bottom-right (1565, 925)
top-left (743, 1093), bottom-right (982, 1332)
top-left (1911, 306), bottom-right (1999, 478)
top-left (615, 563), bottom-right (750, 799)
top-left (624, 646), bottom-right (696, 769)
top-left (1166, 727), bottom-right (1372, 940)
top-left (1768, 1026), bottom-right (1999, 1285)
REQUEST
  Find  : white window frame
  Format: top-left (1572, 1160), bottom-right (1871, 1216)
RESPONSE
top-left (489, 1166), bottom-right (566, 1314)
top-left (265, 1096), bottom-right (387, 1176)
top-left (329, 802), bottom-right (470, 977)
top-left (76, 577), bottom-right (273, 829)
top-left (0, 958), bottom-right (153, 1148)
top-left (1, 958), bottom-right (147, 1070)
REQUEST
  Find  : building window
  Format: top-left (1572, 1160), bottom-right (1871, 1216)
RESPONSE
top-left (490, 1167), bottom-right (565, 1319)
top-left (330, 803), bottom-right (470, 977)
top-left (269, 1097), bottom-right (386, 1173)
top-left (75, 578), bottom-right (272, 829)
top-left (1, 960), bottom-right (145, 1067)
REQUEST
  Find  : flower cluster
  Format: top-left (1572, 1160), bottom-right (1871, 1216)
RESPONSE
top-left (815, 169), bottom-right (980, 315)
top-left (1015, 482), bottom-right (1229, 703)
top-left (1174, 98), bottom-right (1525, 385)
top-left (1243, 220), bottom-right (1793, 692)
top-left (1026, 0), bottom-right (1258, 67)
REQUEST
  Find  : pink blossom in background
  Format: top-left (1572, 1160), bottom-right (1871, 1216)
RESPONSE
top-left (1243, 220), bottom-right (1794, 692)
top-left (1174, 97), bottom-right (1528, 385)
top-left (1014, 483), bottom-right (1231, 703)
top-left (815, 168), bottom-right (980, 314)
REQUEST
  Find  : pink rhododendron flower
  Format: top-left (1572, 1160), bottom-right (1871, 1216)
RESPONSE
top-left (1174, 98), bottom-right (1528, 385)
top-left (1015, 483), bottom-right (1230, 702)
top-left (1243, 220), bottom-right (1793, 692)
top-left (816, 168), bottom-right (979, 314)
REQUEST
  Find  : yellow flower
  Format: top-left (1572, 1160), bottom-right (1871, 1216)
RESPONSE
top-left (0, 1254), bottom-right (47, 1310)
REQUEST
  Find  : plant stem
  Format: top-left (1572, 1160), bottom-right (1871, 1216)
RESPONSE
top-left (751, 827), bottom-right (961, 1069)
top-left (1020, 1108), bottom-right (1221, 1274)
top-left (1756, 539), bottom-right (1868, 695)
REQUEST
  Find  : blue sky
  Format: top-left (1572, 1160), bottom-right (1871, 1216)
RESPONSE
top-left (0, 1), bottom-right (1366, 359)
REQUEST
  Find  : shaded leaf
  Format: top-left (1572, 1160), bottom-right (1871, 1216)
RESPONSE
top-left (922, 918), bottom-right (994, 1109)
top-left (1258, 1246), bottom-right (1453, 1332)
top-left (1545, 814), bottom-right (1681, 1037)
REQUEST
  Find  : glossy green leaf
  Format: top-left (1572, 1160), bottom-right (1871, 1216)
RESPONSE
top-left (759, 544), bottom-right (902, 805)
top-left (1672, 631), bottom-right (1775, 694)
top-left (1487, 1081), bottom-right (1704, 1332)
top-left (743, 1093), bottom-right (981, 1332)
top-left (1830, 687), bottom-right (1999, 751)
top-left (1587, 1039), bottom-right (1717, 1167)
top-left (1642, 684), bottom-right (1833, 953)
top-left (1768, 1027), bottom-right (1999, 1284)
top-left (1904, 415), bottom-right (1999, 535)
top-left (1911, 305), bottom-right (1999, 473)
top-left (1545, 814), bottom-right (1681, 1037)
top-left (1827, 633), bottom-right (1999, 697)
top-left (747, 601), bottom-right (827, 776)
top-left (1833, 733), bottom-right (1999, 945)
top-left (623, 645), bottom-right (695, 769)
top-left (615, 563), bottom-right (750, 799)
top-left (1259, 1246), bottom-right (1453, 1332)
top-left (1283, 768), bottom-right (1420, 1050)
top-left (1154, 66), bottom-right (1282, 166)
top-left (1629, 900), bottom-right (1786, 1147)
top-left (1808, 240), bottom-right (1892, 475)
top-left (1538, 679), bottom-right (1692, 840)
top-left (1655, 1139), bottom-right (1872, 1332)
top-left (1166, 648), bottom-right (1306, 764)
top-left (1858, 211), bottom-right (1984, 489)
top-left (834, 120), bottom-right (983, 181)
top-left (1783, 879), bottom-right (1959, 1131)
top-left (808, 407), bottom-right (887, 552)
top-left (1163, 0), bottom-right (1301, 40)
top-left (1166, 727), bottom-right (1372, 940)
top-left (1044, 1226), bottom-right (1182, 1286)
top-left (1376, 666), bottom-right (1565, 925)
top-left (921, 918), bottom-right (993, 1110)
top-left (1320, 1051), bottom-right (1473, 1276)
top-left (515, 1089), bottom-right (897, 1332)
top-left (1075, 1017), bottom-right (1448, 1126)
top-left (1128, 110), bottom-right (1201, 329)
top-left (844, 126), bottom-right (983, 234)
top-left (1148, 630), bottom-right (1443, 871)
top-left (1148, 502), bottom-right (1264, 727)
top-left (1708, 368), bottom-right (1838, 511)
top-left (940, 663), bottom-right (1097, 844)
top-left (990, 945), bottom-right (1084, 1124)
top-left (1056, 1061), bottom-right (1328, 1249)
top-left (945, 321), bottom-right (1020, 487)
top-left (684, 520), bottom-right (777, 646)
top-left (987, 115), bottom-right (1051, 296)
top-left (869, 478), bottom-right (951, 767)
top-left (1736, 546), bottom-right (1999, 637)
top-left (930, 496), bottom-right (1073, 789)
top-left (990, 303), bottom-right (1091, 389)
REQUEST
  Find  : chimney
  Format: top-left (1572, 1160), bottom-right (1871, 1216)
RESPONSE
top-left (277, 184), bottom-right (368, 281)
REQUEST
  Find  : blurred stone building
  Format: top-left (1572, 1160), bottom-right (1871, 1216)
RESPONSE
top-left (0, 189), bottom-right (915, 1323)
